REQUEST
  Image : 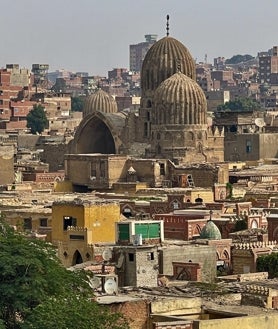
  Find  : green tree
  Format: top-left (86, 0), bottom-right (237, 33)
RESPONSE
top-left (26, 104), bottom-right (48, 134)
top-left (22, 293), bottom-right (129, 329)
top-left (225, 54), bottom-right (254, 65)
top-left (257, 253), bottom-right (278, 278)
top-left (71, 96), bottom-right (85, 112)
top-left (0, 220), bottom-right (129, 329)
top-left (217, 97), bottom-right (261, 112)
top-left (233, 219), bottom-right (248, 232)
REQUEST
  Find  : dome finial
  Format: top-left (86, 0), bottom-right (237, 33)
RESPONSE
top-left (209, 210), bottom-right (213, 221)
top-left (166, 15), bottom-right (170, 36)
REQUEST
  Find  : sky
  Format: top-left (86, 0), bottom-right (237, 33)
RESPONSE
top-left (1, 0), bottom-right (277, 76)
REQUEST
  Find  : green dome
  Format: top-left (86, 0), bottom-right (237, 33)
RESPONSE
top-left (200, 220), bottom-right (221, 240)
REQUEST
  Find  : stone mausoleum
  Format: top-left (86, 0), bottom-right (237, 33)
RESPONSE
top-left (66, 21), bottom-right (225, 191)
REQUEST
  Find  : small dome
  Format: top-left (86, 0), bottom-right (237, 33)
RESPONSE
top-left (200, 220), bottom-right (222, 240)
top-left (83, 89), bottom-right (118, 116)
top-left (141, 36), bottom-right (196, 96)
top-left (153, 72), bottom-right (207, 125)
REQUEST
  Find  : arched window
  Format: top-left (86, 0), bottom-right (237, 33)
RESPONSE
top-left (72, 250), bottom-right (83, 265)
top-left (144, 122), bottom-right (148, 137)
top-left (251, 219), bottom-right (258, 229)
top-left (157, 144), bottom-right (161, 154)
top-left (230, 125), bottom-right (237, 133)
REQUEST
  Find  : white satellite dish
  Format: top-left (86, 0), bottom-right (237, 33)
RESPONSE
top-left (247, 181), bottom-right (256, 189)
top-left (104, 278), bottom-right (117, 295)
top-left (102, 249), bottom-right (112, 261)
top-left (88, 276), bottom-right (101, 289)
top-left (255, 118), bottom-right (266, 128)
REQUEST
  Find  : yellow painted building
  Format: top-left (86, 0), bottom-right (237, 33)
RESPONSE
top-left (1, 207), bottom-right (52, 240)
top-left (51, 198), bottom-right (121, 267)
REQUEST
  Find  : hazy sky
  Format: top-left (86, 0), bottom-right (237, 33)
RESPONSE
top-left (1, 0), bottom-right (277, 76)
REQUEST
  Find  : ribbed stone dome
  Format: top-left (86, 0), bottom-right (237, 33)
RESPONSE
top-left (83, 89), bottom-right (118, 116)
top-left (141, 36), bottom-right (196, 96)
top-left (200, 220), bottom-right (222, 240)
top-left (153, 72), bottom-right (207, 125)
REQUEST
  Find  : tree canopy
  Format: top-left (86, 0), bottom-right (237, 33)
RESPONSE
top-left (0, 219), bottom-right (129, 329)
top-left (217, 97), bottom-right (261, 112)
top-left (26, 104), bottom-right (48, 134)
top-left (257, 253), bottom-right (278, 278)
top-left (71, 96), bottom-right (85, 112)
top-left (225, 54), bottom-right (254, 65)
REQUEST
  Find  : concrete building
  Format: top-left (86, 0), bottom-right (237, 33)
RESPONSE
top-left (0, 145), bottom-right (14, 185)
top-left (129, 34), bottom-right (157, 72)
top-left (259, 46), bottom-right (278, 84)
top-left (51, 197), bottom-right (122, 267)
top-left (31, 64), bottom-right (49, 88)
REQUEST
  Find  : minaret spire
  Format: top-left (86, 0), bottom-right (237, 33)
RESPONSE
top-left (166, 14), bottom-right (169, 36)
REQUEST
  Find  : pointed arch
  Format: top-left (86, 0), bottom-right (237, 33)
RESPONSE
top-left (72, 250), bottom-right (83, 265)
top-left (192, 224), bottom-right (202, 236)
top-left (176, 268), bottom-right (191, 281)
top-left (73, 111), bottom-right (125, 154)
top-left (221, 249), bottom-right (230, 260)
top-left (251, 219), bottom-right (258, 229)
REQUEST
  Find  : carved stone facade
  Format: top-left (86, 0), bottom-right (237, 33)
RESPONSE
top-left (68, 33), bottom-right (224, 171)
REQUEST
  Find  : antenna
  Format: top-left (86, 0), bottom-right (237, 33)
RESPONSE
top-left (166, 15), bottom-right (169, 36)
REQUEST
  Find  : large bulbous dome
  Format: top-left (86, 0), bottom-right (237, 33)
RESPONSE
top-left (141, 36), bottom-right (196, 96)
top-left (153, 72), bottom-right (207, 125)
top-left (83, 89), bottom-right (118, 117)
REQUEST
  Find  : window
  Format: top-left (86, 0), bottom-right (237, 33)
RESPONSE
top-left (159, 163), bottom-right (165, 175)
top-left (246, 140), bottom-right (252, 153)
top-left (63, 216), bottom-right (77, 230)
top-left (40, 218), bottom-right (48, 227)
top-left (148, 252), bottom-right (154, 261)
top-left (24, 218), bottom-right (32, 230)
top-left (144, 122), bottom-right (148, 137)
top-left (173, 200), bottom-right (179, 209)
top-left (100, 160), bottom-right (105, 178)
top-left (91, 162), bottom-right (97, 178)
top-left (70, 235), bottom-right (84, 240)
top-left (128, 253), bottom-right (134, 262)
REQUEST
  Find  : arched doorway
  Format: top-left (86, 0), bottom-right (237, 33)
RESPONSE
top-left (72, 250), bottom-right (83, 265)
top-left (77, 117), bottom-right (116, 154)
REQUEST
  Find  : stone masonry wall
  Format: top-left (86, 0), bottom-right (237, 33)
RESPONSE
top-left (159, 245), bottom-right (216, 283)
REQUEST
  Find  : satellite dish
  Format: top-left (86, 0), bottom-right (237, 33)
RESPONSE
top-left (255, 118), bottom-right (266, 128)
top-left (102, 249), bottom-right (112, 261)
top-left (88, 276), bottom-right (101, 289)
top-left (104, 278), bottom-right (117, 295)
top-left (247, 181), bottom-right (256, 189)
